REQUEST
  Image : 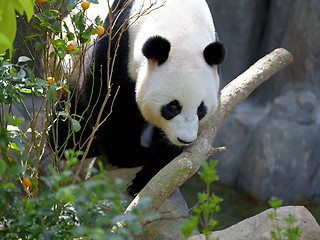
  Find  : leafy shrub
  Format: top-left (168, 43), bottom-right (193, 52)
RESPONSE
top-left (181, 159), bottom-right (222, 240)
top-left (0, 157), bottom-right (158, 239)
top-left (268, 197), bottom-right (302, 240)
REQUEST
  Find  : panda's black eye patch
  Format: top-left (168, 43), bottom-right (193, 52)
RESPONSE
top-left (197, 101), bottom-right (207, 120)
top-left (161, 100), bottom-right (182, 120)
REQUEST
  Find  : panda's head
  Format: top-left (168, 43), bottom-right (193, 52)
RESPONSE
top-left (136, 36), bottom-right (226, 146)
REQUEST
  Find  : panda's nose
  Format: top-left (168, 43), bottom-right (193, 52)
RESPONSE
top-left (177, 137), bottom-right (194, 145)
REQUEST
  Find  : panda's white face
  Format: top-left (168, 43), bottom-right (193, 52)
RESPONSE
top-left (143, 68), bottom-right (219, 146)
top-left (135, 37), bottom-right (224, 146)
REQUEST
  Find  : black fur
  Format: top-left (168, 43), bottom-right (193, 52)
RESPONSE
top-left (203, 41), bottom-right (226, 65)
top-left (142, 36), bottom-right (171, 65)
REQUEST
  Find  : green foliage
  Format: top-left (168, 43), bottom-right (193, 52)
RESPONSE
top-left (181, 159), bottom-right (222, 240)
top-left (0, 0), bottom-right (35, 55)
top-left (268, 197), bottom-right (302, 240)
top-left (0, 157), bottom-right (158, 239)
top-left (0, 55), bottom-right (48, 105)
top-left (198, 158), bottom-right (219, 185)
top-left (269, 196), bottom-right (283, 210)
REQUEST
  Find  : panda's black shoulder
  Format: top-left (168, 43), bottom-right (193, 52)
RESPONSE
top-left (90, 0), bottom-right (134, 87)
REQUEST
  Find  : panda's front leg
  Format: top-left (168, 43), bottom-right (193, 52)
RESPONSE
top-left (127, 128), bottom-right (182, 196)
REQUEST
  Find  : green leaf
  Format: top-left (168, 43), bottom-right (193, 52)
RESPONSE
top-left (268, 212), bottom-right (276, 220)
top-left (203, 228), bottom-right (212, 237)
top-left (11, 116), bottom-right (24, 126)
top-left (35, 41), bottom-right (42, 51)
top-left (26, 33), bottom-right (42, 39)
top-left (71, 118), bottom-right (81, 132)
top-left (0, 2), bottom-right (16, 54)
top-left (65, 158), bottom-right (78, 170)
top-left (11, 0), bottom-right (34, 21)
top-left (73, 11), bottom-right (86, 32)
top-left (209, 219), bottom-right (218, 229)
top-left (0, 158), bottom-right (6, 176)
top-left (199, 159), bottom-right (219, 185)
top-left (56, 187), bottom-right (74, 202)
top-left (9, 142), bottom-right (21, 151)
top-left (1, 181), bottom-right (15, 189)
top-left (42, 10), bottom-right (55, 20)
top-left (35, 78), bottom-right (49, 87)
top-left (67, 0), bottom-right (78, 11)
top-left (8, 164), bottom-right (24, 175)
top-left (284, 214), bottom-right (297, 225)
top-left (18, 56), bottom-right (32, 63)
top-left (63, 85), bottom-right (71, 94)
top-left (94, 16), bottom-right (103, 26)
top-left (33, 87), bottom-right (44, 96)
top-left (66, 32), bottom-right (75, 41)
top-left (46, 85), bottom-right (57, 101)
top-left (180, 216), bottom-right (199, 237)
top-left (52, 20), bottom-right (61, 33)
top-left (82, 25), bottom-right (94, 42)
top-left (268, 196), bottom-right (283, 210)
top-left (198, 192), bottom-right (208, 203)
top-left (49, 38), bottom-right (67, 49)
top-left (88, 0), bottom-right (99, 3)
top-left (29, 22), bottom-right (41, 31)
top-left (14, 69), bottom-right (26, 79)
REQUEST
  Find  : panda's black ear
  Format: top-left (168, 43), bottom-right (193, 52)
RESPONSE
top-left (203, 41), bottom-right (226, 65)
top-left (142, 36), bottom-right (171, 65)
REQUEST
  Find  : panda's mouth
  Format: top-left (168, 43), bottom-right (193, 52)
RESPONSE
top-left (177, 137), bottom-right (194, 145)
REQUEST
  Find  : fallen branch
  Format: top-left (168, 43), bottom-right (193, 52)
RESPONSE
top-left (126, 48), bottom-right (293, 213)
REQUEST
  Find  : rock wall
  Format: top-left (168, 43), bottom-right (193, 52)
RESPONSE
top-left (206, 0), bottom-right (320, 203)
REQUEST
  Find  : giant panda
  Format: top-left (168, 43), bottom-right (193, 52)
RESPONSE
top-left (50, 0), bottom-right (226, 196)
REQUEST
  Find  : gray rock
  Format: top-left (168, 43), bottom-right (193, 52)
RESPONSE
top-left (214, 109), bottom-right (264, 185)
top-left (189, 206), bottom-right (320, 240)
top-left (138, 188), bottom-right (190, 240)
top-left (236, 113), bottom-right (320, 203)
top-left (234, 90), bottom-right (320, 203)
top-left (268, 90), bottom-right (319, 125)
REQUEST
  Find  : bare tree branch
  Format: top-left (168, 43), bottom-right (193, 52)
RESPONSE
top-left (126, 48), bottom-right (294, 214)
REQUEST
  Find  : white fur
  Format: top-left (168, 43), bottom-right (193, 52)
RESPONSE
top-left (128, 0), bottom-right (220, 145)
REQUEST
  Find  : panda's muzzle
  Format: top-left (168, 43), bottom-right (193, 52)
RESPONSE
top-left (177, 137), bottom-right (194, 145)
